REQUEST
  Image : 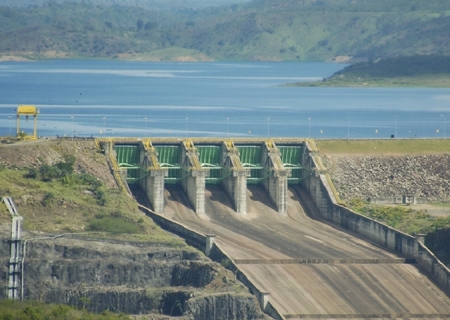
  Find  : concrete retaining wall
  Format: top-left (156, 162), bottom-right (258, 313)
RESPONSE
top-left (302, 143), bottom-right (450, 295)
top-left (138, 205), bottom-right (206, 252)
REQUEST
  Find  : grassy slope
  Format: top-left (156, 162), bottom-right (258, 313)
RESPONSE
top-left (0, 141), bottom-right (187, 247)
top-left (0, 167), bottom-right (187, 246)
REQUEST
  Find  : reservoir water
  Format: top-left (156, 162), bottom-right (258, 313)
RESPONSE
top-left (0, 60), bottom-right (449, 139)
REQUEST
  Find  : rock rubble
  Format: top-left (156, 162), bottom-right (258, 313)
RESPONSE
top-left (322, 154), bottom-right (450, 203)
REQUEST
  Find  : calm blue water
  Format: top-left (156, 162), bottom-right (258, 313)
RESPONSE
top-left (0, 60), bottom-right (449, 139)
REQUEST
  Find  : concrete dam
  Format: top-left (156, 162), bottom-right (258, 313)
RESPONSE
top-left (102, 137), bottom-right (450, 319)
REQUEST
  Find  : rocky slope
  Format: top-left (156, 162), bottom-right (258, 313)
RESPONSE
top-left (0, 226), bottom-right (268, 319)
top-left (322, 154), bottom-right (450, 203)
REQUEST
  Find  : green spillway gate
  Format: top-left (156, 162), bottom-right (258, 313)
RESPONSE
top-left (155, 145), bottom-right (187, 184)
top-left (197, 145), bottom-right (229, 184)
top-left (115, 145), bottom-right (148, 183)
top-left (237, 145), bottom-right (269, 184)
top-left (278, 145), bottom-right (304, 184)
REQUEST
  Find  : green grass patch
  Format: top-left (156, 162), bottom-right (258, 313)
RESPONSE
top-left (87, 213), bottom-right (143, 234)
top-left (347, 198), bottom-right (450, 235)
top-left (0, 299), bottom-right (130, 320)
top-left (316, 139), bottom-right (450, 155)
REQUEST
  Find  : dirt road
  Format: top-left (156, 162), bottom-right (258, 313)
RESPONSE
top-left (162, 185), bottom-right (450, 318)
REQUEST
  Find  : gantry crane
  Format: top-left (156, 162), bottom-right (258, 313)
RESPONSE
top-left (16, 105), bottom-right (39, 140)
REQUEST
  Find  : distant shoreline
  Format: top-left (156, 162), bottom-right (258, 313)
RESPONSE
top-left (3, 54), bottom-right (450, 88)
top-left (284, 75), bottom-right (450, 88)
top-left (285, 56), bottom-right (450, 88)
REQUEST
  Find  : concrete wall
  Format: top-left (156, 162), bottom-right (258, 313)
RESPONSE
top-left (302, 143), bottom-right (450, 295)
top-left (139, 204), bottom-right (207, 252)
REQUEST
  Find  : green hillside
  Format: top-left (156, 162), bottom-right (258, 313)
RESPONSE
top-left (288, 55), bottom-right (450, 87)
top-left (0, 0), bottom-right (449, 61)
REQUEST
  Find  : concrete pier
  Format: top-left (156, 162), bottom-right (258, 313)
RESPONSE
top-left (261, 140), bottom-right (290, 214)
top-left (140, 141), bottom-right (167, 213)
top-left (142, 170), bottom-right (166, 213)
top-left (180, 140), bottom-right (208, 214)
top-left (221, 141), bottom-right (249, 215)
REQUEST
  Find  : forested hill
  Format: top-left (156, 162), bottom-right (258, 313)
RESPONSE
top-left (0, 0), bottom-right (449, 61)
top-left (2, 0), bottom-right (251, 10)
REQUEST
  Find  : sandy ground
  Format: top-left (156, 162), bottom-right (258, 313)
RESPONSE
top-left (160, 185), bottom-right (450, 318)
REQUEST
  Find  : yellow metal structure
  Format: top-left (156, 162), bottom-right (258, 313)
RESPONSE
top-left (183, 139), bottom-right (202, 170)
top-left (16, 105), bottom-right (39, 140)
top-left (142, 139), bottom-right (163, 170)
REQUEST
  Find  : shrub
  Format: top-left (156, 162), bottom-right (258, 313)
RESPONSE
top-left (25, 168), bottom-right (39, 179)
top-left (50, 304), bottom-right (70, 317)
top-left (41, 192), bottom-right (55, 207)
top-left (63, 154), bottom-right (76, 165)
top-left (39, 164), bottom-right (60, 181)
top-left (55, 161), bottom-right (73, 176)
top-left (95, 188), bottom-right (106, 206)
top-left (22, 306), bottom-right (43, 320)
top-left (78, 297), bottom-right (90, 310)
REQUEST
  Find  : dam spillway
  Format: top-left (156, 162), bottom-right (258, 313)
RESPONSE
top-left (106, 137), bottom-right (309, 216)
top-left (101, 137), bottom-right (450, 319)
top-left (138, 182), bottom-right (450, 319)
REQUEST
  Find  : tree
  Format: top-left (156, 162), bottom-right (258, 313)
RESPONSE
top-left (136, 19), bottom-right (144, 31)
